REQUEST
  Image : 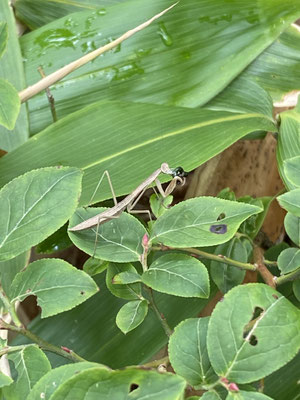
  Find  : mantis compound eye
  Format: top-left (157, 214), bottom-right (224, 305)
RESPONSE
top-left (171, 167), bottom-right (188, 178)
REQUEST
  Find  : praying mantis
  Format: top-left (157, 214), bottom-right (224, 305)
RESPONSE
top-left (69, 163), bottom-right (188, 232)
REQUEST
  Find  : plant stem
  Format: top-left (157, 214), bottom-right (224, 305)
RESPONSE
top-left (0, 319), bottom-right (86, 363)
top-left (0, 290), bottom-right (22, 328)
top-left (275, 267), bottom-right (300, 286)
top-left (153, 246), bottom-right (256, 271)
top-left (253, 246), bottom-right (276, 288)
top-left (146, 288), bottom-right (173, 337)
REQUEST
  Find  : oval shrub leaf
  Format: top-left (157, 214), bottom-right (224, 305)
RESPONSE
top-left (150, 197), bottom-right (262, 247)
top-left (0, 22), bottom-right (8, 59)
top-left (0, 167), bottom-right (82, 261)
top-left (207, 284), bottom-right (300, 383)
top-left (106, 263), bottom-right (141, 300)
top-left (116, 300), bottom-right (148, 334)
top-left (226, 391), bottom-right (274, 400)
top-left (278, 248), bottom-right (300, 274)
top-left (68, 207), bottom-right (146, 262)
top-left (10, 258), bottom-right (99, 318)
top-left (277, 189), bottom-right (300, 217)
top-left (284, 212), bottom-right (300, 246)
top-left (113, 271), bottom-right (142, 284)
top-left (210, 238), bottom-right (248, 294)
top-left (0, 78), bottom-right (21, 130)
top-left (142, 254), bottom-right (209, 298)
top-left (169, 317), bottom-right (217, 386)
top-left (284, 156), bottom-right (300, 187)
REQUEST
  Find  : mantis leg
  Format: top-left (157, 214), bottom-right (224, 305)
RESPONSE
top-left (88, 170), bottom-right (118, 207)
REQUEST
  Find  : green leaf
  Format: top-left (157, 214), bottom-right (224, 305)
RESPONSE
top-left (83, 257), bottom-right (109, 276)
top-left (10, 258), bottom-right (99, 318)
top-left (0, 79), bottom-right (21, 130)
top-left (0, 251), bottom-right (30, 297)
top-left (0, 372), bottom-right (12, 389)
top-left (48, 368), bottom-right (186, 400)
top-left (210, 238), bottom-right (247, 294)
top-left (26, 362), bottom-right (104, 400)
top-left (207, 283), bottom-right (300, 383)
top-left (150, 193), bottom-right (174, 218)
top-left (150, 197), bottom-right (262, 248)
top-left (68, 207), bottom-right (146, 262)
top-left (113, 271), bottom-right (141, 284)
top-left (277, 105), bottom-right (300, 190)
top-left (169, 317), bottom-right (217, 386)
top-left (278, 248), bottom-right (300, 274)
top-left (142, 254), bottom-right (210, 298)
top-left (36, 224), bottom-right (72, 254)
top-left (284, 213), bottom-right (300, 246)
top-left (20, 0), bottom-right (300, 134)
top-left (226, 392), bottom-right (274, 400)
top-left (0, 101), bottom-right (276, 208)
top-left (3, 345), bottom-right (51, 400)
top-left (200, 393), bottom-right (222, 400)
top-left (293, 279), bottom-right (300, 302)
top-left (0, 167), bottom-right (82, 261)
top-left (284, 156), bottom-right (300, 187)
top-left (0, 22), bottom-right (8, 59)
top-left (0, 2), bottom-right (28, 152)
top-left (116, 300), bottom-right (148, 334)
top-left (106, 263), bottom-right (141, 300)
top-left (277, 189), bottom-right (300, 217)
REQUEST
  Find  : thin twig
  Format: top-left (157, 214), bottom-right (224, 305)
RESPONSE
top-left (275, 267), bottom-right (300, 286)
top-left (37, 66), bottom-right (58, 122)
top-left (146, 288), bottom-right (173, 337)
top-left (19, 3), bottom-right (178, 103)
top-left (253, 246), bottom-right (276, 288)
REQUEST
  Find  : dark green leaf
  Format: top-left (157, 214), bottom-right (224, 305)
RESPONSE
top-left (113, 271), bottom-right (141, 284)
top-left (36, 224), bottom-right (72, 254)
top-left (116, 300), bottom-right (148, 334)
top-left (207, 284), bottom-right (300, 383)
top-left (278, 248), bottom-right (300, 274)
top-left (293, 279), bottom-right (300, 302)
top-left (83, 257), bottom-right (109, 276)
top-left (10, 258), bottom-right (99, 317)
top-left (68, 207), bottom-right (146, 262)
top-left (169, 317), bottom-right (217, 386)
top-left (0, 167), bottom-right (82, 261)
top-left (277, 189), bottom-right (300, 217)
top-left (106, 263), bottom-right (141, 300)
top-left (142, 254), bottom-right (210, 298)
top-left (226, 391), bottom-right (274, 400)
top-left (284, 212), bottom-right (300, 246)
top-left (0, 79), bottom-right (20, 130)
top-left (0, 251), bottom-right (30, 297)
top-left (150, 193), bottom-right (173, 218)
top-left (0, 22), bottom-right (8, 59)
top-left (150, 197), bottom-right (262, 248)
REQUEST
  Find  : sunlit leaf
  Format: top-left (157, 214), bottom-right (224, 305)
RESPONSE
top-left (0, 79), bottom-right (20, 130)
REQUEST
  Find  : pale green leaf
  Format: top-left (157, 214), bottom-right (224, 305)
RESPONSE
top-left (278, 248), bottom-right (300, 274)
top-left (0, 22), bottom-right (8, 59)
top-left (0, 101), bottom-right (276, 208)
top-left (0, 79), bottom-right (20, 130)
top-left (284, 213), bottom-right (300, 246)
top-left (210, 238), bottom-right (247, 294)
top-left (207, 284), bottom-right (300, 383)
top-left (116, 300), bottom-right (148, 334)
top-left (3, 345), bottom-right (51, 400)
top-left (83, 257), bottom-right (109, 276)
top-left (68, 207), bottom-right (146, 262)
top-left (200, 393), bottom-right (222, 400)
top-left (277, 189), bottom-right (300, 217)
top-left (26, 362), bottom-right (105, 400)
top-left (150, 197), bottom-right (262, 248)
top-left (49, 368), bottom-right (186, 400)
top-left (0, 372), bottom-right (12, 389)
top-left (284, 156), bottom-right (300, 187)
top-left (142, 254), bottom-right (210, 298)
top-left (106, 263), bottom-right (141, 300)
top-left (169, 317), bottom-right (217, 386)
top-left (0, 2), bottom-right (28, 152)
top-left (150, 193), bottom-right (174, 218)
top-left (293, 279), bottom-right (300, 302)
top-left (226, 391), bottom-right (274, 400)
top-left (113, 271), bottom-right (141, 284)
top-left (0, 167), bottom-right (82, 261)
top-left (19, 0), bottom-right (300, 134)
top-left (0, 251), bottom-right (30, 297)
top-left (10, 258), bottom-right (99, 318)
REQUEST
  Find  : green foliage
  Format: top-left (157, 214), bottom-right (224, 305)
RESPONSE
top-left (116, 300), bottom-right (148, 334)
top-left (0, 79), bottom-right (20, 130)
top-left (0, 22), bottom-right (8, 59)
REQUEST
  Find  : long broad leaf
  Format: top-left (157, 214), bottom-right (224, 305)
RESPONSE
top-left (20, 0), bottom-right (300, 134)
top-left (0, 0), bottom-right (28, 151)
top-left (0, 100), bottom-right (276, 206)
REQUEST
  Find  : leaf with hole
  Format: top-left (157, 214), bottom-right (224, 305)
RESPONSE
top-left (0, 79), bottom-right (21, 130)
top-left (277, 189), bottom-right (300, 217)
top-left (150, 197), bottom-right (262, 248)
top-left (169, 317), bottom-right (217, 386)
top-left (10, 258), bottom-right (99, 318)
top-left (143, 254), bottom-right (209, 298)
top-left (210, 238), bottom-right (248, 294)
top-left (284, 213), bottom-right (300, 246)
top-left (68, 207), bottom-right (146, 262)
top-left (0, 167), bottom-right (82, 261)
top-left (3, 345), bottom-right (51, 400)
top-left (106, 263), bottom-right (141, 300)
top-left (0, 22), bottom-right (8, 59)
top-left (278, 248), bottom-right (300, 274)
top-left (207, 283), bottom-right (300, 383)
top-left (116, 300), bottom-right (148, 334)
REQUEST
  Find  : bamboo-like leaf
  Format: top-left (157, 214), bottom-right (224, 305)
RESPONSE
top-left (0, 1), bottom-right (28, 151)
top-left (0, 79), bottom-right (21, 130)
top-left (0, 101), bottom-right (276, 207)
top-left (0, 22), bottom-right (8, 59)
top-left (19, 0), bottom-right (300, 134)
